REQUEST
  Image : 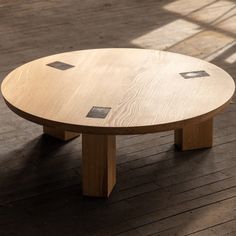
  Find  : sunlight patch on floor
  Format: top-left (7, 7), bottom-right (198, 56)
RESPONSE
top-left (225, 52), bottom-right (236, 64)
top-left (217, 15), bottom-right (236, 34)
top-left (204, 41), bottom-right (236, 61)
top-left (164, 0), bottom-right (236, 29)
top-left (161, 0), bottom-right (236, 60)
top-left (163, 0), bottom-right (216, 15)
top-left (168, 30), bottom-right (235, 59)
top-left (131, 19), bottom-right (202, 50)
top-left (190, 0), bottom-right (236, 25)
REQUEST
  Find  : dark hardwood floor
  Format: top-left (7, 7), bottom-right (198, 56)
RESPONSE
top-left (0, 0), bottom-right (236, 235)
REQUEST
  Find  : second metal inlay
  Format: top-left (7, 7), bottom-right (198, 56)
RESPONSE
top-left (86, 106), bottom-right (111, 119)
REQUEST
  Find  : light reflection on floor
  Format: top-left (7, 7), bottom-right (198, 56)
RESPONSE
top-left (225, 52), bottom-right (236, 63)
top-left (131, 19), bottom-right (202, 50)
top-left (131, 0), bottom-right (236, 63)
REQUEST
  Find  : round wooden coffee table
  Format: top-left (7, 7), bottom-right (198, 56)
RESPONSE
top-left (1, 48), bottom-right (235, 197)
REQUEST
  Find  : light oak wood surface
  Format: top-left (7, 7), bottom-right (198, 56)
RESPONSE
top-left (82, 134), bottom-right (116, 197)
top-left (174, 118), bottom-right (213, 151)
top-left (1, 48), bottom-right (235, 135)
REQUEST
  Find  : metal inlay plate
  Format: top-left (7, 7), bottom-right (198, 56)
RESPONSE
top-left (47, 61), bottom-right (74, 70)
top-left (180, 70), bottom-right (209, 79)
top-left (86, 106), bottom-right (111, 119)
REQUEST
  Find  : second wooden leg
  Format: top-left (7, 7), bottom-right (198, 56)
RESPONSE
top-left (43, 126), bottom-right (80, 141)
top-left (82, 134), bottom-right (116, 197)
top-left (175, 119), bottom-right (213, 151)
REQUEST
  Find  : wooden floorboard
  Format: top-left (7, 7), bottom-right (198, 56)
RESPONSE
top-left (0, 0), bottom-right (236, 235)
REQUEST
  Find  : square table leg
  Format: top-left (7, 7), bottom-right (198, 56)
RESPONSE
top-left (82, 134), bottom-right (116, 197)
top-left (174, 118), bottom-right (213, 151)
top-left (43, 126), bottom-right (80, 141)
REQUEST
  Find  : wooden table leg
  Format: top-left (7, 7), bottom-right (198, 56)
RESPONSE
top-left (174, 118), bottom-right (213, 151)
top-left (43, 126), bottom-right (80, 141)
top-left (82, 134), bottom-right (116, 197)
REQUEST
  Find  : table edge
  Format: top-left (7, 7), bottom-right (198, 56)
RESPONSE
top-left (2, 95), bottom-right (234, 135)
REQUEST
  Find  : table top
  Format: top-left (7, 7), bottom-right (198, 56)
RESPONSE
top-left (1, 48), bottom-right (235, 134)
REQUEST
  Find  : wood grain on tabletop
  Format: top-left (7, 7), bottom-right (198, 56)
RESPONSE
top-left (1, 48), bottom-right (235, 134)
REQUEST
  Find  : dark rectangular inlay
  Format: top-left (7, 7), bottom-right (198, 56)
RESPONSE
top-left (47, 61), bottom-right (74, 70)
top-left (86, 106), bottom-right (111, 119)
top-left (180, 70), bottom-right (209, 79)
